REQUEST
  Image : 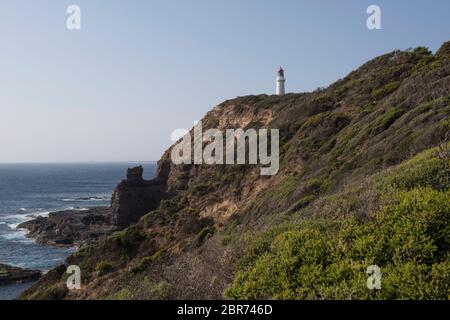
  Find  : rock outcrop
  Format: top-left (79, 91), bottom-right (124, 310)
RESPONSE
top-left (0, 264), bottom-right (41, 285)
top-left (111, 166), bottom-right (170, 227)
top-left (18, 207), bottom-right (117, 247)
top-left (20, 165), bottom-right (172, 247)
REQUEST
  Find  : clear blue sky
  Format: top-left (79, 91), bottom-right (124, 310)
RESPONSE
top-left (0, 0), bottom-right (449, 162)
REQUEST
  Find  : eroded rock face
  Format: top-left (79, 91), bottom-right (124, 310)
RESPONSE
top-left (111, 166), bottom-right (169, 227)
top-left (126, 166), bottom-right (144, 182)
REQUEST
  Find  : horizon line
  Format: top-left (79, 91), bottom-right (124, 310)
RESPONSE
top-left (0, 160), bottom-right (158, 165)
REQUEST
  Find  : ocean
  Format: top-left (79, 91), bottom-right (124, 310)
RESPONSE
top-left (0, 162), bottom-right (157, 300)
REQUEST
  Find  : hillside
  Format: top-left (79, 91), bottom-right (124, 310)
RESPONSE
top-left (21, 41), bottom-right (450, 300)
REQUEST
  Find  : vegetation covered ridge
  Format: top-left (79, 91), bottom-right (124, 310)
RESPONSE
top-left (20, 41), bottom-right (450, 300)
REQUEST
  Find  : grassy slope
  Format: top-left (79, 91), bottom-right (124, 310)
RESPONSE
top-left (226, 148), bottom-right (449, 299)
top-left (21, 42), bottom-right (450, 300)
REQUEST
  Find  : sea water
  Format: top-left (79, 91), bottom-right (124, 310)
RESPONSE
top-left (0, 162), bottom-right (156, 299)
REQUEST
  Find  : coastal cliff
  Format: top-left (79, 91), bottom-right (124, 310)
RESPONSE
top-left (20, 42), bottom-right (450, 300)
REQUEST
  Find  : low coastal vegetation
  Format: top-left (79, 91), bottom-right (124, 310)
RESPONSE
top-left (20, 41), bottom-right (450, 300)
top-left (226, 150), bottom-right (449, 299)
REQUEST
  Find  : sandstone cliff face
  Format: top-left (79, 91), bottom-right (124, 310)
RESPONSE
top-left (20, 42), bottom-right (450, 300)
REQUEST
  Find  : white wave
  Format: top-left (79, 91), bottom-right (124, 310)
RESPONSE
top-left (2, 210), bottom-right (50, 227)
top-left (0, 229), bottom-right (28, 241)
top-left (25, 211), bottom-right (50, 219)
top-left (3, 214), bottom-right (30, 222)
top-left (2, 207), bottom-right (88, 225)
top-left (63, 207), bottom-right (89, 212)
top-left (59, 195), bottom-right (110, 202)
top-left (1, 206), bottom-right (90, 238)
top-left (8, 223), bottom-right (20, 230)
top-left (17, 238), bottom-right (35, 245)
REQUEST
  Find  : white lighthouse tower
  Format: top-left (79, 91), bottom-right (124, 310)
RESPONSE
top-left (276, 67), bottom-right (286, 96)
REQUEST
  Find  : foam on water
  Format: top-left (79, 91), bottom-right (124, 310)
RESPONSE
top-left (60, 195), bottom-right (110, 202)
top-left (7, 223), bottom-right (20, 230)
top-left (0, 229), bottom-right (28, 241)
top-left (0, 162), bottom-right (157, 299)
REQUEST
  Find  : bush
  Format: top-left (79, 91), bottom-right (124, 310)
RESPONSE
top-left (131, 251), bottom-right (163, 274)
top-left (371, 82), bottom-right (401, 99)
top-left (388, 155), bottom-right (449, 191)
top-left (110, 226), bottom-right (145, 256)
top-left (226, 155), bottom-right (450, 300)
top-left (111, 278), bottom-right (172, 300)
top-left (369, 107), bottom-right (404, 135)
top-left (37, 285), bottom-right (69, 300)
top-left (95, 261), bottom-right (113, 276)
top-left (194, 226), bottom-right (215, 246)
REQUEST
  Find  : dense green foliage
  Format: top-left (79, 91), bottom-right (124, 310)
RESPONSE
top-left (226, 152), bottom-right (450, 299)
top-left (95, 261), bottom-right (113, 276)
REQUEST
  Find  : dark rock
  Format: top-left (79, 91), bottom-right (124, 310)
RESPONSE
top-left (111, 166), bottom-right (170, 227)
top-left (126, 166), bottom-right (144, 182)
top-left (19, 165), bottom-right (174, 245)
top-left (18, 207), bottom-right (117, 248)
top-left (0, 264), bottom-right (41, 285)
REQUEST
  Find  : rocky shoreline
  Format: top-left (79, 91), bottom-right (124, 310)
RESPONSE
top-left (0, 264), bottom-right (41, 285)
top-left (17, 166), bottom-right (163, 248)
top-left (18, 207), bottom-right (118, 248)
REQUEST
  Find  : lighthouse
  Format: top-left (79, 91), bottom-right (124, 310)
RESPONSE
top-left (276, 67), bottom-right (286, 96)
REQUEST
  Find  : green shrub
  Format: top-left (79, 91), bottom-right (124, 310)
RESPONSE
top-left (360, 101), bottom-right (377, 114)
top-left (95, 261), bottom-right (113, 276)
top-left (131, 251), bottom-right (163, 274)
top-left (184, 207), bottom-right (198, 215)
top-left (370, 107), bottom-right (404, 135)
top-left (195, 226), bottom-right (215, 244)
top-left (413, 46), bottom-right (432, 56)
top-left (286, 195), bottom-right (315, 214)
top-left (388, 156), bottom-right (449, 191)
top-left (114, 288), bottom-right (133, 300)
top-left (371, 82), bottom-right (401, 100)
top-left (226, 185), bottom-right (450, 300)
top-left (37, 285), bottom-right (68, 300)
top-left (111, 278), bottom-right (172, 300)
top-left (111, 226), bottom-right (144, 255)
top-left (222, 235), bottom-right (233, 246)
